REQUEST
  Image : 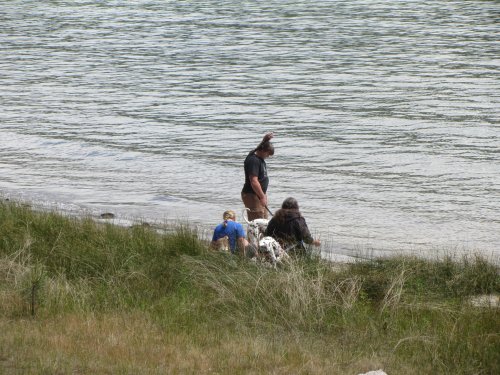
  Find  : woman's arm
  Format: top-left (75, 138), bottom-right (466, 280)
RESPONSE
top-left (296, 217), bottom-right (320, 246)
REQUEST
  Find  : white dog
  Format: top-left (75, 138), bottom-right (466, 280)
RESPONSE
top-left (259, 236), bottom-right (289, 264)
top-left (242, 208), bottom-right (288, 265)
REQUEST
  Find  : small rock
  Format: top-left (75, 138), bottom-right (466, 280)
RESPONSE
top-left (130, 222), bottom-right (152, 230)
top-left (469, 294), bottom-right (500, 308)
top-left (100, 213), bottom-right (115, 219)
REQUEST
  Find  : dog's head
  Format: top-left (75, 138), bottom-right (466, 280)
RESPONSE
top-left (259, 236), bottom-right (283, 259)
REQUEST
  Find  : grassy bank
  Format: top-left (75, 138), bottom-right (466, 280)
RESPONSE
top-left (0, 201), bottom-right (499, 374)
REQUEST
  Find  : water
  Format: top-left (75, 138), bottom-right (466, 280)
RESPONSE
top-left (1, 0), bottom-right (499, 260)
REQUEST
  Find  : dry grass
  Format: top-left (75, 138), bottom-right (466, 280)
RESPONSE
top-left (0, 312), bottom-right (389, 375)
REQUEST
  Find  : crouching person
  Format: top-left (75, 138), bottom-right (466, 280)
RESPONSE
top-left (264, 197), bottom-right (320, 256)
top-left (211, 210), bottom-right (250, 256)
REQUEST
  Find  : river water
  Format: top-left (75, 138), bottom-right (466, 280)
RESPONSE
top-left (1, 0), bottom-right (499, 260)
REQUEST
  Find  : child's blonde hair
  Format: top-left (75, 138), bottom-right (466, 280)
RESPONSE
top-left (223, 210), bottom-right (236, 221)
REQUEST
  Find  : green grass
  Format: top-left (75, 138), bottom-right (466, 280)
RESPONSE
top-left (0, 200), bottom-right (499, 374)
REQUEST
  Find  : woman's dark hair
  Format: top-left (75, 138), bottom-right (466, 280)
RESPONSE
top-left (255, 140), bottom-right (274, 156)
top-left (274, 197), bottom-right (300, 223)
top-left (281, 197), bottom-right (299, 210)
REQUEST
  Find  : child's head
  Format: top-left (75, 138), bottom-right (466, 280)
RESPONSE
top-left (223, 210), bottom-right (236, 221)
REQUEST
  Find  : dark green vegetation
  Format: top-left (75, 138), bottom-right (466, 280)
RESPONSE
top-left (1, 201), bottom-right (499, 374)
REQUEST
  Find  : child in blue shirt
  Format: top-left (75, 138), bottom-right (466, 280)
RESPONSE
top-left (211, 210), bottom-right (249, 255)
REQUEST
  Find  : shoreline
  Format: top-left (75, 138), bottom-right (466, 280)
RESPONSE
top-left (2, 194), bottom-right (499, 266)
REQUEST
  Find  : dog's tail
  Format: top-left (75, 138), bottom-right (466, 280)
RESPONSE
top-left (242, 208), bottom-right (251, 224)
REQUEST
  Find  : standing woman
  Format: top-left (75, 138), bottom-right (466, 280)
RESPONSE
top-left (265, 197), bottom-right (321, 255)
top-left (241, 132), bottom-right (275, 221)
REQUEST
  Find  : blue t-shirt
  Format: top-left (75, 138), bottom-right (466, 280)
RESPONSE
top-left (212, 220), bottom-right (246, 253)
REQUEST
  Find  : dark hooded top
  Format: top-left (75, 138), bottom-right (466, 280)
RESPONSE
top-left (264, 209), bottom-right (314, 250)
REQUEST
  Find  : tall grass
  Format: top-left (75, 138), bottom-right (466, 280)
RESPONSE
top-left (0, 200), bottom-right (499, 374)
